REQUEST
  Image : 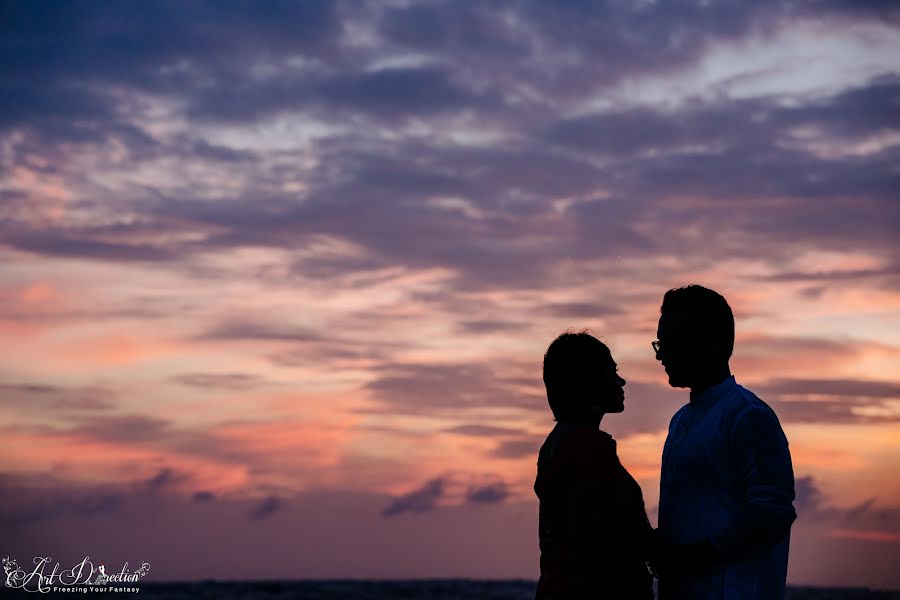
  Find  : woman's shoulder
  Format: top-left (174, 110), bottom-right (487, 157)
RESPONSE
top-left (554, 426), bottom-right (617, 470)
top-left (569, 425), bottom-right (616, 450)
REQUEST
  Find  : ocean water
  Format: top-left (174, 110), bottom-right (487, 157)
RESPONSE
top-left (3, 581), bottom-right (899, 599)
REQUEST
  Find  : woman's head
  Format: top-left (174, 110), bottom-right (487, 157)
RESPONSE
top-left (542, 332), bottom-right (626, 421)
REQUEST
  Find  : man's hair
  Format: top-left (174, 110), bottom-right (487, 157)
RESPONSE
top-left (661, 284), bottom-right (735, 361)
top-left (543, 331), bottom-right (611, 420)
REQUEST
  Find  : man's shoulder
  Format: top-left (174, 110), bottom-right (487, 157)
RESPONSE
top-left (667, 402), bottom-right (691, 429)
top-left (727, 381), bottom-right (787, 433)
top-left (731, 381), bottom-right (777, 413)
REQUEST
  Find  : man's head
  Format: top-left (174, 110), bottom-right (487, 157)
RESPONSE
top-left (543, 332), bottom-right (626, 420)
top-left (655, 285), bottom-right (734, 389)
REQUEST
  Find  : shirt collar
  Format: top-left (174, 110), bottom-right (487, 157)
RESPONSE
top-left (689, 375), bottom-right (736, 405)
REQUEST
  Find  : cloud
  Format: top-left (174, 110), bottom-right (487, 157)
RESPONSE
top-left (457, 319), bottom-right (531, 335)
top-left (145, 468), bottom-right (189, 491)
top-left (466, 481), bottom-right (509, 505)
top-left (4, 74), bottom-right (897, 296)
top-left (491, 437), bottom-right (545, 460)
top-left (794, 475), bottom-right (826, 516)
top-left (4, 473), bottom-right (899, 585)
top-left (381, 478), bottom-right (446, 517)
top-left (65, 414), bottom-right (173, 444)
top-left (845, 498), bottom-right (877, 523)
top-left (192, 491), bottom-right (215, 502)
top-left (541, 302), bottom-right (623, 320)
top-left (0, 1), bottom-right (898, 587)
top-left (248, 495), bottom-right (283, 521)
top-left (364, 362), bottom-right (544, 416)
top-left (170, 372), bottom-right (268, 390)
top-left (761, 377), bottom-right (900, 398)
top-left (0, 475), bottom-right (124, 529)
top-left (760, 377), bottom-right (900, 424)
top-left (191, 319), bottom-right (322, 343)
top-left (0, 0), bottom-right (344, 134)
top-left (443, 424), bottom-right (524, 437)
top-left (0, 382), bottom-right (116, 412)
top-left (792, 475), bottom-right (890, 530)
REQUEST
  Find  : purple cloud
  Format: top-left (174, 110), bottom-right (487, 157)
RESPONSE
top-left (382, 478), bottom-right (446, 517)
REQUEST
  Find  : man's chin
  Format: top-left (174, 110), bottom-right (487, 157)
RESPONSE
top-left (667, 374), bottom-right (690, 388)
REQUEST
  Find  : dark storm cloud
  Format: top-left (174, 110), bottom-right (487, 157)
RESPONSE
top-left (381, 477), bottom-right (446, 517)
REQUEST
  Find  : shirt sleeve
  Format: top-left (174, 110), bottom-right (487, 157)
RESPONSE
top-left (709, 403), bottom-right (797, 557)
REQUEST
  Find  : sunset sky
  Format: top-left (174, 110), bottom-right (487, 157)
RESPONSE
top-left (2, 0), bottom-right (899, 589)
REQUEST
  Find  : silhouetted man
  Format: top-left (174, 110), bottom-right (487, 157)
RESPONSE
top-left (653, 285), bottom-right (796, 599)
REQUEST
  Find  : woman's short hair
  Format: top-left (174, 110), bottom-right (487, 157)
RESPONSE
top-left (543, 331), bottom-right (611, 420)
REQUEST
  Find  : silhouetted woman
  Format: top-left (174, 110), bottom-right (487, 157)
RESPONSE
top-left (535, 332), bottom-right (654, 599)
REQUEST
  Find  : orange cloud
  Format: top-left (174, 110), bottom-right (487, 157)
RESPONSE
top-left (9, 166), bottom-right (71, 225)
top-left (0, 430), bottom-right (249, 494)
top-left (54, 330), bottom-right (184, 366)
top-left (826, 529), bottom-right (900, 543)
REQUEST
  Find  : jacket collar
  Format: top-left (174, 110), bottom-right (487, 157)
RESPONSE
top-left (689, 375), bottom-right (736, 405)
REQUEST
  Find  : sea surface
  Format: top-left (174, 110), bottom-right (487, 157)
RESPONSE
top-left (3, 580), bottom-right (899, 599)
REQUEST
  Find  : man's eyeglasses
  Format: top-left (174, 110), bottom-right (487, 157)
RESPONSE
top-left (651, 340), bottom-right (661, 354)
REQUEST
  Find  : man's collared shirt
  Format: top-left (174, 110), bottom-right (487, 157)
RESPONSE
top-left (659, 376), bottom-right (797, 599)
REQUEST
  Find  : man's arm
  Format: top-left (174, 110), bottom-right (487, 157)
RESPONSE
top-left (709, 403), bottom-right (797, 558)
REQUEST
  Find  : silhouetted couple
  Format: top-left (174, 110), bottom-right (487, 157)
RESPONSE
top-left (534, 285), bottom-right (797, 599)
